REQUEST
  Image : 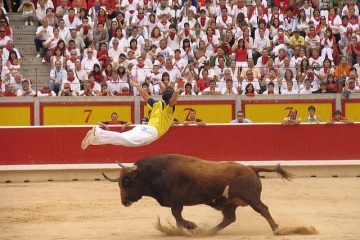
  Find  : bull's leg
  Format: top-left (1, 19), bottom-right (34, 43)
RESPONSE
top-left (171, 205), bottom-right (197, 229)
top-left (248, 200), bottom-right (279, 233)
top-left (209, 204), bottom-right (237, 235)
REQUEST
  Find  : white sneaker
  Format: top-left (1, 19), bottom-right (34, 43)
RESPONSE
top-left (36, 54), bottom-right (41, 58)
top-left (42, 58), bottom-right (46, 63)
top-left (30, 21), bottom-right (34, 26)
top-left (25, 21), bottom-right (29, 26)
top-left (81, 126), bottom-right (97, 150)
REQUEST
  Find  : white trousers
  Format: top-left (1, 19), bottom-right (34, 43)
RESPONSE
top-left (92, 125), bottom-right (159, 147)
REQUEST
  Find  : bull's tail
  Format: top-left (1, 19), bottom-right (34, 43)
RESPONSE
top-left (251, 164), bottom-right (293, 181)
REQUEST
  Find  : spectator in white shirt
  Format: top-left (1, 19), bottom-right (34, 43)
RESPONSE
top-left (81, 50), bottom-right (100, 74)
top-left (299, 79), bottom-right (313, 94)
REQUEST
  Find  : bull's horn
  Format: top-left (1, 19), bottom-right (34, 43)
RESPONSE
top-left (116, 161), bottom-right (138, 171)
top-left (102, 172), bottom-right (120, 182)
top-left (116, 161), bottom-right (128, 169)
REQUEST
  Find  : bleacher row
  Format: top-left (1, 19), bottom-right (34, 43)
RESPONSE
top-left (0, 0), bottom-right (359, 97)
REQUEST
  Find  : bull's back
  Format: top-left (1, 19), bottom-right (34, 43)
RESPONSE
top-left (136, 154), bottom-right (258, 191)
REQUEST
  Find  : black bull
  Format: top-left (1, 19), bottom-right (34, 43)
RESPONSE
top-left (103, 154), bottom-right (293, 235)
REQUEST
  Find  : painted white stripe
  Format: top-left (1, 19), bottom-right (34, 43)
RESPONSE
top-left (1, 160), bottom-right (359, 171)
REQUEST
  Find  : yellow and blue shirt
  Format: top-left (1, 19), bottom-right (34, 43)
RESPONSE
top-left (147, 98), bottom-right (175, 138)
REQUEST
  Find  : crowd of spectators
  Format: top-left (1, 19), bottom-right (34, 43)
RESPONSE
top-left (0, 0), bottom-right (360, 98)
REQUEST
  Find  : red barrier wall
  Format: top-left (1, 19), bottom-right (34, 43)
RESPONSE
top-left (2, 124), bottom-right (360, 165)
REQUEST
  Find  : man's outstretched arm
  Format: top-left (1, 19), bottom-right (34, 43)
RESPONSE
top-left (130, 77), bottom-right (150, 102)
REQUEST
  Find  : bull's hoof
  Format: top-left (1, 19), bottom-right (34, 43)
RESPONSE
top-left (181, 220), bottom-right (197, 230)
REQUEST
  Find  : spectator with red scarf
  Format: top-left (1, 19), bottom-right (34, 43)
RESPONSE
top-left (2, 84), bottom-right (17, 97)
top-left (91, 63), bottom-right (105, 84)
top-left (97, 42), bottom-right (109, 69)
top-left (196, 67), bottom-right (211, 93)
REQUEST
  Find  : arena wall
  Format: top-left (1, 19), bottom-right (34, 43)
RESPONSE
top-left (1, 94), bottom-right (360, 126)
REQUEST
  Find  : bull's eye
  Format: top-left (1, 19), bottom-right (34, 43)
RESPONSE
top-left (122, 177), bottom-right (132, 188)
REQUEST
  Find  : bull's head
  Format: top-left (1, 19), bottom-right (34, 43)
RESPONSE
top-left (103, 162), bottom-right (142, 207)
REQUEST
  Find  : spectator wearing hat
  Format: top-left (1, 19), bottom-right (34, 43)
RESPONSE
top-left (59, 82), bottom-right (76, 96)
top-left (37, 83), bottom-right (56, 97)
top-left (17, 80), bottom-right (36, 97)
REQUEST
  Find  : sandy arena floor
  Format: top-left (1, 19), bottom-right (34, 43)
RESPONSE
top-left (0, 177), bottom-right (360, 240)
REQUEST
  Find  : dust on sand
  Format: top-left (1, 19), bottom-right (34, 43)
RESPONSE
top-left (0, 178), bottom-right (359, 240)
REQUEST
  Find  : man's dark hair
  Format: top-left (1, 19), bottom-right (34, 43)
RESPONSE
top-left (162, 87), bottom-right (174, 102)
top-left (308, 105), bottom-right (316, 112)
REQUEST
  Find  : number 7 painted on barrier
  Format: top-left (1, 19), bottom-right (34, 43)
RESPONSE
top-left (84, 109), bottom-right (92, 123)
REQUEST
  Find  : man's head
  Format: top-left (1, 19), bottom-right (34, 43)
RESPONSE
top-left (308, 105), bottom-right (316, 117)
top-left (111, 112), bottom-right (118, 121)
top-left (22, 80), bottom-right (30, 91)
top-left (188, 108), bottom-right (197, 120)
top-left (55, 60), bottom-right (62, 70)
top-left (236, 111), bottom-right (245, 122)
top-left (267, 81), bottom-right (274, 91)
top-left (162, 87), bottom-right (174, 102)
top-left (334, 110), bottom-right (342, 121)
top-left (185, 82), bottom-right (192, 93)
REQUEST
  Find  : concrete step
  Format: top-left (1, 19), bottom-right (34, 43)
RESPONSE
top-left (13, 35), bottom-right (36, 44)
top-left (7, 13), bottom-right (26, 21)
top-left (12, 25), bottom-right (37, 35)
top-left (21, 62), bottom-right (50, 72)
top-left (20, 55), bottom-right (47, 63)
top-left (16, 44), bottom-right (37, 56)
top-left (21, 67), bottom-right (50, 76)
top-left (26, 75), bottom-right (50, 83)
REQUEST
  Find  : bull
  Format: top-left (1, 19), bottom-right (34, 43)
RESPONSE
top-left (103, 154), bottom-right (293, 235)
